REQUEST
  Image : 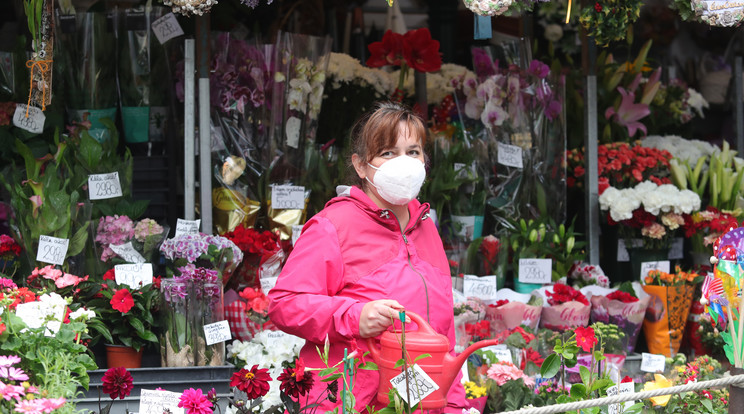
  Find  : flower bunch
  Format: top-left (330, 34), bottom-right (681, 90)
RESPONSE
top-left (532, 380), bottom-right (569, 406)
top-left (697, 312), bottom-right (727, 357)
top-left (95, 215), bottom-right (135, 262)
top-left (545, 283), bottom-right (588, 306)
top-left (578, 0), bottom-right (643, 46)
top-left (463, 0), bottom-right (511, 16)
top-left (25, 265), bottom-right (89, 294)
top-left (685, 207), bottom-right (740, 254)
top-left (465, 319), bottom-right (492, 342)
top-left (566, 142), bottom-right (673, 190)
top-left (642, 356), bottom-right (728, 410)
top-left (224, 225), bottom-right (284, 287)
top-left (646, 80), bottom-right (709, 135)
top-left (0, 234), bottom-right (20, 277)
top-left (606, 290), bottom-right (639, 303)
top-left (160, 233), bottom-right (243, 282)
top-left (464, 381), bottom-right (487, 399)
top-left (644, 266), bottom-right (701, 287)
top-left (479, 235), bottom-right (502, 276)
top-left (590, 321), bottom-right (626, 354)
top-left (567, 262), bottom-right (610, 288)
top-left (95, 216), bottom-right (167, 266)
top-left (599, 180), bottom-right (701, 249)
top-left (487, 361), bottom-right (535, 387)
top-left (0, 355), bottom-right (66, 413)
top-left (642, 135), bottom-right (717, 165)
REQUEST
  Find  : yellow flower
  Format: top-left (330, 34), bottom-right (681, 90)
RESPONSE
top-left (642, 374), bottom-right (673, 406)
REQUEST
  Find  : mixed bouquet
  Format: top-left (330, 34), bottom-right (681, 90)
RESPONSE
top-left (0, 234), bottom-right (20, 277)
top-left (589, 283), bottom-right (650, 354)
top-left (160, 233), bottom-right (243, 284)
top-left (685, 207), bottom-right (740, 255)
top-left (540, 283), bottom-right (591, 331)
top-left (94, 215), bottom-right (167, 266)
top-left (641, 355), bottom-right (728, 411)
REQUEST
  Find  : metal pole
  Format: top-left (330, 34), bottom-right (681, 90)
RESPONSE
top-left (736, 56), bottom-right (743, 153)
top-left (196, 16), bottom-right (212, 234)
top-left (183, 39), bottom-right (195, 220)
top-left (585, 75), bottom-right (600, 265)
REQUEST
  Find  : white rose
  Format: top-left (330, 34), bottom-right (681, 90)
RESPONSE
top-left (544, 24), bottom-right (564, 43)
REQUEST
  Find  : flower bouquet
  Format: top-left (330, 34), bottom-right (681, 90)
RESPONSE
top-left (223, 224), bottom-right (284, 289)
top-left (159, 232), bottom-right (243, 284)
top-left (454, 297), bottom-right (487, 352)
top-left (587, 282), bottom-right (650, 354)
top-left (538, 283), bottom-right (591, 331)
top-left (484, 288), bottom-right (542, 334)
top-left (93, 215), bottom-right (168, 270)
top-left (684, 206), bottom-right (739, 260)
top-left (483, 361), bottom-right (535, 413)
top-left (225, 286), bottom-right (275, 342)
top-left (642, 266), bottom-right (700, 356)
top-left (0, 234), bottom-right (21, 277)
top-left (566, 262), bottom-right (610, 289)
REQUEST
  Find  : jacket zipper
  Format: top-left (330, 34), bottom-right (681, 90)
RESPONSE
top-left (387, 208), bottom-right (431, 323)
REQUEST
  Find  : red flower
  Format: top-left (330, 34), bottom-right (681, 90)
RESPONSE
top-left (278, 363), bottom-right (315, 398)
top-left (575, 326), bottom-right (598, 352)
top-left (366, 30), bottom-right (406, 68)
top-left (110, 289), bottom-right (135, 313)
top-left (621, 376), bottom-right (634, 383)
top-left (0, 321), bottom-right (5, 336)
top-left (152, 276), bottom-right (162, 289)
top-left (402, 28), bottom-right (441, 72)
top-left (522, 348), bottom-right (544, 368)
top-left (101, 367), bottom-right (134, 400)
top-left (490, 299), bottom-right (509, 308)
top-left (103, 269), bottom-right (116, 281)
top-left (546, 283), bottom-right (589, 306)
top-left (594, 2), bottom-right (602, 12)
top-left (178, 388), bottom-right (213, 414)
top-left (606, 290), bottom-right (639, 303)
top-left (229, 365), bottom-right (271, 399)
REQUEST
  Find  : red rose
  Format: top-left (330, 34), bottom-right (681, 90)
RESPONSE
top-left (606, 290), bottom-right (638, 303)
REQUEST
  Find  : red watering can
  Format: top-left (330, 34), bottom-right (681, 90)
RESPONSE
top-left (366, 311), bottom-right (501, 409)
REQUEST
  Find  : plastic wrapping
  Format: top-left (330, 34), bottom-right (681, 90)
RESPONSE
top-left (92, 216), bottom-right (169, 273)
top-left (642, 284), bottom-right (695, 357)
top-left (484, 288), bottom-right (542, 334)
top-left (586, 284), bottom-right (651, 354)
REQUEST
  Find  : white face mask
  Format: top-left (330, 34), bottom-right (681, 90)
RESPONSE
top-left (366, 155), bottom-right (426, 205)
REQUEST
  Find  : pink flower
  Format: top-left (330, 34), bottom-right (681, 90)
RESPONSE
top-left (0, 366), bottom-right (29, 381)
top-left (605, 87), bottom-right (650, 138)
top-left (178, 388), bottom-right (213, 414)
top-left (0, 355), bottom-right (21, 368)
top-left (642, 222), bottom-right (666, 239)
top-left (29, 195), bottom-right (42, 218)
top-left (486, 361), bottom-right (535, 387)
top-left (39, 397), bottom-right (66, 412)
top-left (0, 380), bottom-right (25, 401)
top-left (14, 399), bottom-right (44, 413)
top-left (37, 265), bottom-right (62, 281)
top-left (55, 273), bottom-right (88, 289)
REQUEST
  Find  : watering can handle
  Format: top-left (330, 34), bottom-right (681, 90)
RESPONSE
top-left (364, 311), bottom-right (434, 362)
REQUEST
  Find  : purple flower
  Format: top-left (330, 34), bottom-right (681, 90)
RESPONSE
top-left (0, 367), bottom-right (28, 381)
top-left (528, 60), bottom-right (550, 79)
top-left (604, 87), bottom-right (650, 138)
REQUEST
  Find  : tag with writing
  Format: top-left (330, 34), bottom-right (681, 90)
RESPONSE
top-left (619, 381), bottom-right (635, 409)
top-left (151, 12), bottom-right (184, 44)
top-left (463, 275), bottom-right (497, 300)
top-left (139, 389), bottom-right (185, 414)
top-left (13, 104), bottom-right (45, 134)
top-left (265, 330), bottom-right (288, 347)
top-left (110, 242), bottom-right (146, 263)
top-left (389, 364), bottom-right (440, 406)
top-left (260, 276), bottom-right (278, 294)
top-left (639, 260), bottom-right (670, 280)
top-left (606, 385), bottom-right (620, 414)
top-left (694, 0), bottom-right (744, 26)
top-left (292, 224), bottom-right (304, 246)
top-left (669, 237), bottom-right (684, 259)
top-left (204, 320), bottom-right (232, 345)
top-left (175, 218), bottom-right (200, 237)
top-left (36, 235), bottom-right (69, 266)
top-left (88, 172), bottom-right (123, 200)
top-left (518, 258), bottom-right (552, 284)
top-left (272, 185), bottom-right (305, 210)
top-left (640, 353), bottom-right (666, 373)
top-left (497, 142), bottom-right (523, 169)
top-left (115, 263), bottom-right (153, 288)
top-left (484, 345), bottom-right (513, 363)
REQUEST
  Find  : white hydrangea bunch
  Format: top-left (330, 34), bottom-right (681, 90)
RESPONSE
top-left (463, 0), bottom-right (512, 16)
top-left (326, 52), bottom-right (393, 98)
top-left (641, 135), bottom-right (717, 165)
top-left (599, 181), bottom-right (701, 222)
top-left (162, 0), bottom-right (217, 16)
top-left (387, 63), bottom-right (478, 105)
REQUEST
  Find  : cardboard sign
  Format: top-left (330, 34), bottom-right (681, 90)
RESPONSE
top-left (139, 389), bottom-right (184, 414)
top-left (497, 142), bottom-right (523, 169)
top-left (13, 104), bottom-right (45, 134)
top-left (639, 260), bottom-right (670, 280)
top-left (109, 241), bottom-right (146, 263)
top-left (463, 275), bottom-right (497, 300)
top-left (174, 218), bottom-right (200, 237)
top-left (518, 258), bottom-right (552, 284)
top-left (619, 381), bottom-right (635, 410)
top-left (88, 172), bottom-right (123, 200)
top-left (389, 364), bottom-right (440, 406)
top-left (606, 385), bottom-right (620, 414)
top-left (640, 352), bottom-right (666, 373)
top-left (115, 263), bottom-right (153, 288)
top-left (151, 12), bottom-right (183, 44)
top-left (204, 320), bottom-right (232, 345)
top-left (36, 235), bottom-right (69, 266)
top-left (271, 185), bottom-right (305, 210)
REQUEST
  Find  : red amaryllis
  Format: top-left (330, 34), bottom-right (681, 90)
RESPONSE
top-left (606, 290), bottom-right (638, 303)
top-left (178, 388), bottom-right (212, 414)
top-left (110, 289), bottom-right (135, 313)
top-left (575, 326), bottom-right (598, 352)
top-left (402, 28), bottom-right (441, 72)
top-left (278, 363), bottom-right (315, 398)
top-left (101, 367), bottom-right (134, 400)
top-left (229, 365), bottom-right (271, 399)
top-left (366, 30), bottom-right (406, 68)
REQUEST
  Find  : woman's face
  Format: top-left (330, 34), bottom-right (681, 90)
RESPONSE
top-left (353, 122), bottom-right (424, 184)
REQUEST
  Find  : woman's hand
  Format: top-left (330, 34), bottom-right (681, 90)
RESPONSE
top-left (359, 299), bottom-right (410, 338)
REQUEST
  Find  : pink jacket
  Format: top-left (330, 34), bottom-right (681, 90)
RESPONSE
top-left (268, 186), bottom-right (466, 413)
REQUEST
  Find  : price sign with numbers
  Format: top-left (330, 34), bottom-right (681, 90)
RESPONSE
top-left (497, 142), bottom-right (523, 169)
top-left (271, 185), bottom-right (305, 210)
top-left (110, 242), bottom-right (146, 263)
top-left (36, 235), bottom-right (69, 266)
top-left (151, 12), bottom-right (184, 44)
top-left (640, 353), bottom-right (666, 373)
top-left (204, 320), bottom-right (232, 345)
top-left (518, 258), bottom-right (552, 284)
top-left (115, 263), bottom-right (153, 288)
top-left (174, 218), bottom-right (200, 237)
top-left (139, 389), bottom-right (185, 414)
top-left (88, 172), bottom-right (123, 200)
top-left (389, 364), bottom-right (440, 406)
top-left (463, 275), bottom-right (497, 300)
top-left (13, 104), bottom-right (46, 134)
top-left (639, 260), bottom-right (670, 280)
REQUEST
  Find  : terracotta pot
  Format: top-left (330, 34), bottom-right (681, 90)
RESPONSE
top-left (731, 367), bottom-right (744, 414)
top-left (105, 344), bottom-right (143, 369)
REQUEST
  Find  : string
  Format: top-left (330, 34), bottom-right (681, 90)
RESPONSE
top-left (26, 59), bottom-right (53, 116)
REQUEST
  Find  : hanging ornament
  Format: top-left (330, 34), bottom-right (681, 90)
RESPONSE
top-left (162, 0), bottom-right (218, 16)
top-left (463, 0), bottom-right (512, 17)
top-left (23, 0), bottom-right (55, 113)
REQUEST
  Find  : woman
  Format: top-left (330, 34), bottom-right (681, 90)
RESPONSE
top-left (268, 102), bottom-right (466, 412)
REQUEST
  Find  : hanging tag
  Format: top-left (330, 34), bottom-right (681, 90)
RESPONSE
top-left (204, 320), bottom-right (232, 345)
top-left (518, 258), bottom-right (552, 284)
top-left (151, 13), bottom-right (184, 44)
top-left (640, 353), bottom-right (666, 373)
top-left (389, 364), bottom-right (440, 406)
top-left (473, 15), bottom-right (492, 40)
top-left (110, 241), bottom-right (146, 263)
top-left (272, 185), bottom-right (305, 210)
top-left (115, 263), bottom-right (153, 288)
top-left (174, 218), bottom-right (200, 237)
top-left (13, 104), bottom-right (45, 134)
top-left (88, 172), bottom-right (123, 200)
top-left (497, 142), bottom-right (524, 168)
top-left (260, 276), bottom-right (278, 293)
top-left (37, 235), bottom-right (69, 266)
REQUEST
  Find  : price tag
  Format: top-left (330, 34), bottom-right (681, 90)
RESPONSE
top-left (260, 276), bottom-right (278, 293)
top-left (619, 381), bottom-right (635, 409)
top-left (36, 235), bottom-right (69, 266)
top-left (88, 172), bottom-right (123, 200)
top-left (518, 258), bottom-right (552, 284)
top-left (151, 12), bottom-right (184, 44)
top-left (115, 263), bottom-right (153, 288)
top-left (497, 142), bottom-right (523, 169)
top-left (463, 275), bottom-right (497, 300)
top-left (271, 185), bottom-right (305, 210)
top-left (292, 224), bottom-right (304, 246)
top-left (640, 353), bottom-right (666, 373)
top-left (204, 320), bottom-right (232, 345)
top-left (484, 345), bottom-right (513, 363)
top-left (669, 238), bottom-right (683, 260)
top-left (109, 242), bottom-right (146, 263)
top-left (639, 260), bottom-right (670, 280)
top-left (265, 330), bottom-right (288, 347)
top-left (139, 389), bottom-right (185, 414)
top-left (606, 385), bottom-right (620, 414)
top-left (174, 218), bottom-right (200, 237)
top-left (389, 364), bottom-right (440, 406)
top-left (13, 104), bottom-right (46, 134)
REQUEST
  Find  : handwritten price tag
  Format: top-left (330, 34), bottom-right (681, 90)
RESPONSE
top-left (36, 235), bottom-right (69, 266)
top-left (13, 104), bottom-right (45, 134)
top-left (292, 224), bottom-right (304, 246)
top-left (260, 276), bottom-right (278, 293)
top-left (619, 381), bottom-right (635, 410)
top-left (641, 353), bottom-right (666, 373)
top-left (390, 364), bottom-right (440, 406)
top-left (204, 320), bottom-right (232, 345)
top-left (88, 172), bottom-right (123, 200)
top-left (265, 330), bottom-right (288, 347)
top-left (175, 218), bottom-right (200, 237)
top-left (463, 275), bottom-right (497, 300)
top-left (115, 263), bottom-right (153, 288)
top-left (497, 142), bottom-right (523, 169)
top-left (639, 260), bottom-right (670, 280)
top-left (110, 242), bottom-right (146, 263)
top-left (151, 12), bottom-right (183, 44)
top-left (484, 345), bottom-right (513, 363)
top-left (518, 258), bottom-right (552, 284)
top-left (139, 389), bottom-right (185, 414)
top-left (271, 185), bottom-right (305, 210)
top-left (606, 385), bottom-right (620, 414)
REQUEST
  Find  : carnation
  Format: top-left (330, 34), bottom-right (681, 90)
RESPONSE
top-left (486, 361), bottom-right (535, 387)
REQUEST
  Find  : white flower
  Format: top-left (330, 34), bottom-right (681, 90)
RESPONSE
top-left (544, 24), bottom-right (564, 42)
top-left (641, 135), bottom-right (716, 165)
top-left (69, 307), bottom-right (96, 321)
top-left (687, 88), bottom-right (709, 117)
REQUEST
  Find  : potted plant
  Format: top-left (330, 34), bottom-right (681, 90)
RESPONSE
top-left (87, 269), bottom-right (161, 368)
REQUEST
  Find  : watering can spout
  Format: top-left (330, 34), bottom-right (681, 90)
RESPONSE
top-left (441, 339), bottom-right (502, 391)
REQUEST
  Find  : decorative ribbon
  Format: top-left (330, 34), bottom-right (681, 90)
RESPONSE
top-left (25, 59), bottom-right (53, 116)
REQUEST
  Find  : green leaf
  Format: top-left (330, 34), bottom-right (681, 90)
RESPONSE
top-left (579, 365), bottom-right (591, 386)
top-left (138, 330), bottom-right (158, 343)
top-left (320, 373), bottom-right (342, 382)
top-left (413, 353), bottom-right (431, 363)
top-left (359, 361), bottom-right (378, 370)
top-left (701, 398), bottom-right (713, 412)
top-left (129, 315), bottom-right (146, 334)
top-left (78, 131), bottom-right (103, 170)
top-left (541, 354), bottom-right (561, 378)
top-left (569, 383), bottom-right (586, 399)
top-left (394, 358), bottom-right (405, 369)
top-left (67, 222), bottom-right (89, 257)
top-left (319, 367), bottom-right (339, 378)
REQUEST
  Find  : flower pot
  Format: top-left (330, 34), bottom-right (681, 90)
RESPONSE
top-left (628, 247), bottom-right (669, 281)
top-left (105, 344), bottom-right (143, 369)
top-left (513, 280), bottom-right (543, 294)
top-left (730, 367), bottom-right (744, 414)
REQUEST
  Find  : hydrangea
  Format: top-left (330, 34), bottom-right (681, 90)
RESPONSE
top-left (160, 234), bottom-right (210, 262)
top-left (641, 135), bottom-right (716, 165)
top-left (133, 219), bottom-right (164, 242)
top-left (463, 0), bottom-right (512, 16)
top-left (95, 215), bottom-right (135, 262)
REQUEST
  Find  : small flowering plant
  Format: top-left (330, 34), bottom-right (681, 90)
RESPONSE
top-left (684, 206), bottom-right (740, 255)
top-left (641, 355), bottom-right (728, 412)
top-left (160, 233), bottom-right (243, 284)
top-left (0, 355), bottom-right (67, 414)
top-left (0, 234), bottom-right (21, 277)
top-left (94, 215), bottom-right (168, 269)
top-left (482, 361), bottom-right (535, 413)
top-left (644, 266), bottom-right (702, 287)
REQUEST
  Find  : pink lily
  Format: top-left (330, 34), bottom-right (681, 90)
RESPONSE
top-left (641, 68), bottom-right (662, 105)
top-left (605, 87), bottom-right (650, 138)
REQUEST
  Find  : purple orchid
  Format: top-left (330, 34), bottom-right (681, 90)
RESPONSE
top-left (605, 87), bottom-right (650, 138)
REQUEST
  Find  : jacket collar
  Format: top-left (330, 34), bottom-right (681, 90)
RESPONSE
top-left (329, 186), bottom-right (430, 231)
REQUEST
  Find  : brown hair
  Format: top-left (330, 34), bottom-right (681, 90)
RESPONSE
top-left (348, 101), bottom-right (427, 187)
